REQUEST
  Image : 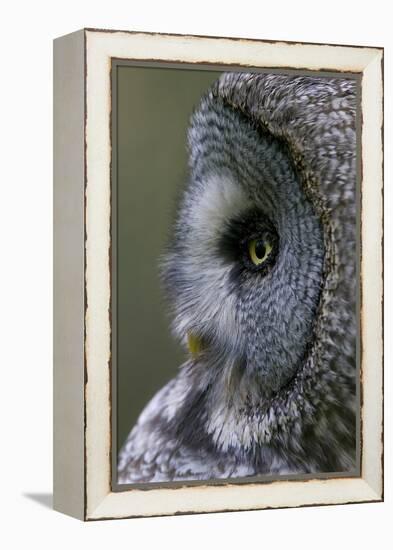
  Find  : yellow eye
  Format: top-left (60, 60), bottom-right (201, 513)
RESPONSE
top-left (248, 238), bottom-right (272, 266)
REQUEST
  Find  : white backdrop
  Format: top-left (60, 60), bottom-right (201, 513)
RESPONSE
top-left (0, 1), bottom-right (391, 548)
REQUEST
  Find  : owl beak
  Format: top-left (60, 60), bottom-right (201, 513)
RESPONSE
top-left (187, 332), bottom-right (203, 357)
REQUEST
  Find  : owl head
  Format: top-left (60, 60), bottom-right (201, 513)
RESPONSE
top-left (160, 73), bottom-right (356, 468)
top-left (161, 78), bottom-right (324, 399)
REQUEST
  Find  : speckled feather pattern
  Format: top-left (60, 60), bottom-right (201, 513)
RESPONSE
top-left (118, 73), bottom-right (357, 483)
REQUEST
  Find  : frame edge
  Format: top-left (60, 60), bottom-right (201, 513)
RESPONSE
top-left (83, 29), bottom-right (384, 520)
top-left (53, 28), bottom-right (86, 521)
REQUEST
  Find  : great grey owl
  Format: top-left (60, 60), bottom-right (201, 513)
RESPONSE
top-left (118, 72), bottom-right (357, 483)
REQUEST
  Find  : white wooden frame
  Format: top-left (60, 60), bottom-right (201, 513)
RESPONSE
top-left (53, 28), bottom-right (383, 521)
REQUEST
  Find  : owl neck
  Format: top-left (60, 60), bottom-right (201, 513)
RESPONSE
top-left (206, 361), bottom-right (279, 452)
top-left (174, 350), bottom-right (354, 471)
top-left (175, 357), bottom-right (285, 455)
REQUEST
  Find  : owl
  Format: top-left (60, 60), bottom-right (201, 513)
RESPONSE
top-left (118, 72), bottom-right (357, 483)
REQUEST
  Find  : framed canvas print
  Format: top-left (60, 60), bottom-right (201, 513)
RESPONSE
top-left (53, 28), bottom-right (384, 521)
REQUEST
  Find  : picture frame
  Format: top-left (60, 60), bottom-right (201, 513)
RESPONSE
top-left (53, 28), bottom-right (383, 521)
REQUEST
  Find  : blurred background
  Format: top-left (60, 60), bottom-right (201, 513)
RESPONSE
top-left (116, 65), bottom-right (222, 450)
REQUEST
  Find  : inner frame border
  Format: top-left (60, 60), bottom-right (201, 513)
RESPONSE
top-left (109, 58), bottom-right (362, 493)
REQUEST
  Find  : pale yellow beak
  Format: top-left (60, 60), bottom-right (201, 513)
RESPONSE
top-left (187, 332), bottom-right (203, 357)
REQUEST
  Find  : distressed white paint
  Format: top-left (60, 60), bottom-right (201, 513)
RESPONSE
top-left (359, 51), bottom-right (384, 498)
top-left (84, 29), bottom-right (383, 520)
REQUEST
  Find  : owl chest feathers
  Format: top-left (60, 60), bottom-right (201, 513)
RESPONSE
top-left (152, 360), bottom-right (304, 471)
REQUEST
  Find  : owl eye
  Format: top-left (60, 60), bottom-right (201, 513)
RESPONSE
top-left (218, 210), bottom-right (278, 273)
top-left (248, 238), bottom-right (273, 266)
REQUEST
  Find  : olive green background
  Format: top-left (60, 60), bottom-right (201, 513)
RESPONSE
top-left (116, 65), bottom-right (222, 450)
